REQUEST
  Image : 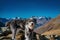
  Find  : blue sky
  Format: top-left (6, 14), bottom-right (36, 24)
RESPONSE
top-left (0, 0), bottom-right (60, 18)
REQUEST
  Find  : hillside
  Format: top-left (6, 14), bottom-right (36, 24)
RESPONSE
top-left (34, 15), bottom-right (60, 34)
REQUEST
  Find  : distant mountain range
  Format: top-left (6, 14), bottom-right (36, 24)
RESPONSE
top-left (34, 16), bottom-right (51, 28)
top-left (0, 17), bottom-right (51, 27)
top-left (0, 18), bottom-right (9, 27)
top-left (0, 22), bottom-right (5, 27)
top-left (34, 15), bottom-right (60, 35)
top-left (0, 18), bottom-right (9, 24)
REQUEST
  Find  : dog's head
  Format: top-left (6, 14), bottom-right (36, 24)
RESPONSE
top-left (26, 18), bottom-right (36, 30)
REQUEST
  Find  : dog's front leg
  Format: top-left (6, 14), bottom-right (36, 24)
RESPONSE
top-left (11, 27), bottom-right (17, 40)
top-left (25, 28), bottom-right (30, 40)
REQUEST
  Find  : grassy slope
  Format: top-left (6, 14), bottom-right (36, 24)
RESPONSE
top-left (34, 15), bottom-right (60, 35)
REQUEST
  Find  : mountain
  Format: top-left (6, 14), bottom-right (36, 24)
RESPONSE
top-left (0, 18), bottom-right (9, 24)
top-left (34, 15), bottom-right (60, 34)
top-left (0, 22), bottom-right (5, 27)
top-left (0, 18), bottom-right (9, 27)
top-left (34, 16), bottom-right (51, 28)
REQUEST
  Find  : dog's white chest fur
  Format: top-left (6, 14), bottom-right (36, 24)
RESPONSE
top-left (25, 25), bottom-right (30, 40)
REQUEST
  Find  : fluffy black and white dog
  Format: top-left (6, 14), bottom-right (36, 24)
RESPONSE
top-left (5, 17), bottom-right (40, 40)
top-left (25, 17), bottom-right (37, 40)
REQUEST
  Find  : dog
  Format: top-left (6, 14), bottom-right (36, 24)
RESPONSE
top-left (5, 17), bottom-right (40, 40)
top-left (25, 17), bottom-right (38, 40)
top-left (5, 18), bottom-right (25, 40)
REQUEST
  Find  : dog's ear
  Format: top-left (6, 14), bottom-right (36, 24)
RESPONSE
top-left (29, 17), bottom-right (37, 24)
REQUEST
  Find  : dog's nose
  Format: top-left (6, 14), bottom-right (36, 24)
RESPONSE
top-left (31, 23), bottom-right (33, 25)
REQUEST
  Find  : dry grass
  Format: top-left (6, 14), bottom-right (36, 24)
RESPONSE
top-left (0, 32), bottom-right (24, 40)
top-left (42, 29), bottom-right (60, 35)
